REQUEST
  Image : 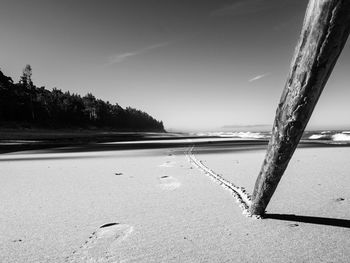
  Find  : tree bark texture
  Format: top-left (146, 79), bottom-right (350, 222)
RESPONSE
top-left (250, 0), bottom-right (350, 216)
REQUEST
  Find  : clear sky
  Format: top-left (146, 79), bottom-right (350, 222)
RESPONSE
top-left (1, 0), bottom-right (350, 131)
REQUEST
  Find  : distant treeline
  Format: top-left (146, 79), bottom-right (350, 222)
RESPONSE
top-left (0, 65), bottom-right (164, 131)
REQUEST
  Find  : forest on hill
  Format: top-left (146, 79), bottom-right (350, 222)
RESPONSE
top-left (0, 65), bottom-right (164, 131)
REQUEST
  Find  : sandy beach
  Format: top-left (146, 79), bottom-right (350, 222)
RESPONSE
top-left (0, 139), bottom-right (349, 262)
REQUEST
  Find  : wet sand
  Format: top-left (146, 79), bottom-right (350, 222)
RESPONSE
top-left (0, 140), bottom-right (349, 262)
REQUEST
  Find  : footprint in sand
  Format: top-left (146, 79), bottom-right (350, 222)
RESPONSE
top-left (159, 175), bottom-right (181, 191)
top-left (66, 223), bottom-right (133, 263)
top-left (158, 161), bottom-right (175, 168)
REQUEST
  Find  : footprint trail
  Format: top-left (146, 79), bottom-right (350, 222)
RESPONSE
top-left (159, 175), bottom-right (181, 191)
top-left (66, 223), bottom-right (133, 263)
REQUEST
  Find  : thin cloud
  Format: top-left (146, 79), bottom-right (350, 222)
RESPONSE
top-left (108, 42), bottom-right (169, 65)
top-left (211, 0), bottom-right (291, 17)
top-left (249, 73), bottom-right (270, 82)
top-left (110, 52), bottom-right (135, 64)
top-left (212, 0), bottom-right (265, 16)
top-left (273, 13), bottom-right (300, 31)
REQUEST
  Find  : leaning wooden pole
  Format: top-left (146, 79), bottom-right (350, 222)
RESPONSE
top-left (250, 0), bottom-right (350, 216)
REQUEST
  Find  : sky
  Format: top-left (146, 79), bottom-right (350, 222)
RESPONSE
top-left (1, 0), bottom-right (350, 131)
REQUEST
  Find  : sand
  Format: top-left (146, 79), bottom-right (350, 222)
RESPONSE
top-left (0, 141), bottom-right (349, 262)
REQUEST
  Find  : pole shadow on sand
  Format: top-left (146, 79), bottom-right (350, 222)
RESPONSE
top-left (264, 213), bottom-right (350, 229)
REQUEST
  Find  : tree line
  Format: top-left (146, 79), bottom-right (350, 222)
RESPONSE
top-left (0, 65), bottom-right (164, 131)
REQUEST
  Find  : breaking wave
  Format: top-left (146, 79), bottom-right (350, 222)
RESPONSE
top-left (193, 131), bottom-right (268, 139)
top-left (194, 129), bottom-right (350, 144)
top-left (308, 131), bottom-right (350, 143)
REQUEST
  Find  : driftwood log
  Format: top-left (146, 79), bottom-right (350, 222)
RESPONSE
top-left (250, 0), bottom-right (350, 216)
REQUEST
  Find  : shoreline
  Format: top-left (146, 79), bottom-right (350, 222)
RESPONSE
top-left (1, 127), bottom-right (350, 155)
